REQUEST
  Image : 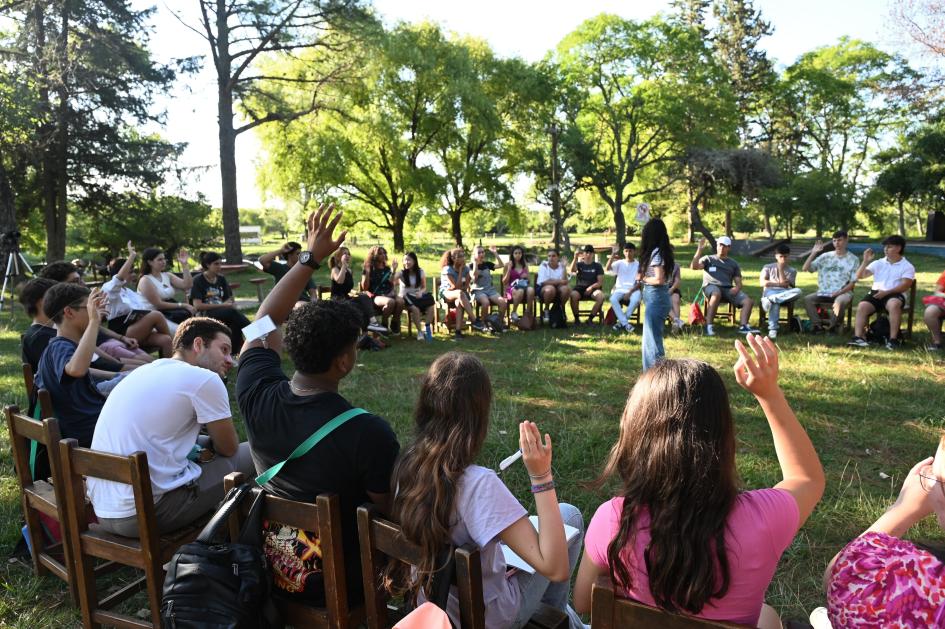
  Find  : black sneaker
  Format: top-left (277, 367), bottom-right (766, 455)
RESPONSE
top-left (471, 319), bottom-right (488, 333)
top-left (927, 342), bottom-right (943, 351)
top-left (453, 329), bottom-right (465, 339)
top-left (847, 336), bottom-right (869, 347)
top-left (885, 338), bottom-right (901, 351)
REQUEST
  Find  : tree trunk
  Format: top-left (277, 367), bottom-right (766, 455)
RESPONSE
top-left (725, 207), bottom-right (733, 238)
top-left (45, 0), bottom-right (70, 261)
top-left (898, 198), bottom-right (906, 237)
top-left (686, 183), bottom-right (696, 243)
top-left (613, 194), bottom-right (626, 247)
top-left (0, 163), bottom-right (16, 267)
top-left (690, 199), bottom-right (716, 249)
top-left (450, 210), bottom-right (463, 247)
top-left (763, 212), bottom-right (773, 240)
top-left (216, 0), bottom-right (243, 264)
top-left (392, 208), bottom-right (406, 253)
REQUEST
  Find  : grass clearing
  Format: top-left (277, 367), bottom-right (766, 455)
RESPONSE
top-left (0, 247), bottom-right (942, 625)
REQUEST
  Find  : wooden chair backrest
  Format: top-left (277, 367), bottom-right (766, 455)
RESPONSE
top-left (5, 404), bottom-right (64, 487)
top-left (222, 472), bottom-right (353, 628)
top-left (357, 503), bottom-right (485, 629)
top-left (591, 576), bottom-right (749, 629)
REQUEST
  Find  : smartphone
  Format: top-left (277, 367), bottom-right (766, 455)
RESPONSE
top-left (242, 315), bottom-right (277, 343)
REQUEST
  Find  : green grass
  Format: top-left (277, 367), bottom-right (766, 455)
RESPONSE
top-left (0, 248), bottom-right (943, 625)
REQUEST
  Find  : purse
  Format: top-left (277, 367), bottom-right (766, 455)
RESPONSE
top-left (405, 292), bottom-right (435, 311)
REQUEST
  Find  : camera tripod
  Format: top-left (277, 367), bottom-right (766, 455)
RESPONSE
top-left (0, 235), bottom-right (32, 313)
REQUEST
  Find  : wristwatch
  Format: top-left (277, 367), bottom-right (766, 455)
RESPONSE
top-left (299, 251), bottom-right (320, 270)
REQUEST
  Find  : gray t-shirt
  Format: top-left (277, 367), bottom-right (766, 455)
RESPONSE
top-left (761, 263), bottom-right (797, 292)
top-left (643, 248), bottom-right (669, 285)
top-left (699, 255), bottom-right (741, 287)
top-left (469, 261), bottom-right (496, 291)
top-left (440, 265), bottom-right (470, 293)
top-left (444, 465), bottom-right (527, 628)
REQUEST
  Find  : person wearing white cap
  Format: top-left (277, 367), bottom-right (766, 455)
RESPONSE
top-left (691, 236), bottom-right (758, 336)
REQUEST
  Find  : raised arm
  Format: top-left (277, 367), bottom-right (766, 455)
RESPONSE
top-left (498, 421), bottom-right (569, 582)
top-left (259, 244), bottom-right (288, 272)
top-left (64, 289), bottom-right (107, 378)
top-left (856, 248), bottom-right (875, 281)
top-left (691, 237), bottom-right (707, 270)
top-left (568, 255), bottom-right (578, 275)
top-left (802, 240), bottom-right (825, 273)
top-left (116, 241), bottom-right (136, 282)
top-left (734, 335), bottom-right (825, 526)
top-left (168, 249), bottom-right (193, 290)
top-left (241, 205), bottom-right (346, 356)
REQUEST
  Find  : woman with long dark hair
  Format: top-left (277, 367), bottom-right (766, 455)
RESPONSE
top-left (360, 245), bottom-right (404, 333)
top-left (396, 251), bottom-right (434, 341)
top-left (503, 245), bottom-right (535, 322)
top-left (388, 352), bottom-right (585, 628)
top-left (636, 218), bottom-right (674, 371)
top-left (573, 336), bottom-right (824, 627)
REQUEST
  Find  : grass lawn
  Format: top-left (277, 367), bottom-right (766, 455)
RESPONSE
top-left (0, 245), bottom-right (943, 626)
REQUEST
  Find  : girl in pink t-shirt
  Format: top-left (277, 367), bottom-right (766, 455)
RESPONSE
top-left (573, 335), bottom-right (825, 628)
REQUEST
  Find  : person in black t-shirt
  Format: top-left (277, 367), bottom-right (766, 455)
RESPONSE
top-left (237, 206), bottom-right (399, 606)
top-left (258, 242), bottom-right (318, 306)
top-left (568, 244), bottom-right (606, 323)
top-left (360, 245), bottom-right (404, 334)
top-left (329, 246), bottom-right (386, 333)
top-left (191, 252), bottom-right (251, 348)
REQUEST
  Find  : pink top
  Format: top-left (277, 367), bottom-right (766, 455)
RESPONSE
top-left (827, 531), bottom-right (945, 627)
top-left (585, 489), bottom-right (799, 626)
top-left (505, 266), bottom-right (529, 300)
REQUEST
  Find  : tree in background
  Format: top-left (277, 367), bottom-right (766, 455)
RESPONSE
top-left (185, 0), bottom-right (367, 262)
top-left (1, 0), bottom-right (182, 260)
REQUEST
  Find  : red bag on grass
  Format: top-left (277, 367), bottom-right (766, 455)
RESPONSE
top-left (688, 292), bottom-right (706, 326)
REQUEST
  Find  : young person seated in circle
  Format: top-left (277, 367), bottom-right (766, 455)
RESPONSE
top-left (848, 235), bottom-right (916, 350)
top-left (470, 245), bottom-right (508, 327)
top-left (801, 230), bottom-right (858, 333)
top-left (669, 262), bottom-right (684, 332)
top-left (605, 243), bottom-right (641, 333)
top-left (100, 243), bottom-right (174, 358)
top-left (440, 248), bottom-right (487, 338)
top-left (502, 245), bottom-right (535, 323)
top-left (329, 245), bottom-right (387, 334)
top-left (137, 246), bottom-right (196, 327)
top-left (396, 251), bottom-right (435, 342)
top-left (537, 249), bottom-right (570, 324)
top-left (361, 245), bottom-right (404, 334)
top-left (573, 335), bottom-right (824, 628)
top-left (190, 251), bottom-right (252, 349)
top-left (236, 206), bottom-right (399, 606)
top-left (569, 245), bottom-right (605, 323)
top-left (35, 284), bottom-right (115, 447)
top-left (259, 241), bottom-right (318, 307)
top-left (388, 351), bottom-right (585, 629)
top-left (87, 317), bottom-right (254, 537)
top-left (822, 433), bottom-right (945, 627)
top-left (691, 236), bottom-right (758, 336)
top-left (924, 266), bottom-right (945, 351)
top-left (40, 260), bottom-right (152, 366)
top-left (759, 244), bottom-right (803, 340)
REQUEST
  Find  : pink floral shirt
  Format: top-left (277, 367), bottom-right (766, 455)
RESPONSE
top-left (828, 532), bottom-right (945, 627)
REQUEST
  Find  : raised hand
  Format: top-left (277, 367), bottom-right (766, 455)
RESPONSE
top-left (520, 421), bottom-right (553, 480)
top-left (305, 204), bottom-right (347, 263)
top-left (812, 240), bottom-right (825, 254)
top-left (87, 288), bottom-right (108, 320)
top-left (127, 240), bottom-right (136, 257)
top-left (490, 244), bottom-right (499, 255)
top-left (178, 248), bottom-right (190, 266)
top-left (890, 456), bottom-right (937, 522)
top-left (733, 334), bottom-right (781, 399)
top-left (698, 237), bottom-right (707, 249)
top-left (863, 248), bottom-right (875, 263)
top-left (392, 260), bottom-right (399, 273)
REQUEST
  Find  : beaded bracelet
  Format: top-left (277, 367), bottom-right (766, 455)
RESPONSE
top-left (530, 480), bottom-right (556, 494)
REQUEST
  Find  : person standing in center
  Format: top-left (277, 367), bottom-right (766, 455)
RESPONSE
top-left (638, 219), bottom-right (674, 371)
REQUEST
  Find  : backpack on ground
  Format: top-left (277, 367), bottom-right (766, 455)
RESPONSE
top-left (866, 316), bottom-right (891, 343)
top-left (486, 312), bottom-right (506, 334)
top-left (161, 485), bottom-right (279, 629)
top-left (604, 308), bottom-right (617, 326)
top-left (548, 301), bottom-right (568, 329)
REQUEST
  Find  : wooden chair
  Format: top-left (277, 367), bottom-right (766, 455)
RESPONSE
top-left (846, 281), bottom-right (917, 340)
top-left (400, 275), bottom-right (436, 336)
top-left (591, 576), bottom-right (750, 628)
top-left (222, 472), bottom-right (364, 629)
top-left (357, 503), bottom-right (567, 629)
top-left (58, 438), bottom-right (203, 629)
top-left (5, 405), bottom-right (77, 601)
top-left (701, 288), bottom-right (737, 326)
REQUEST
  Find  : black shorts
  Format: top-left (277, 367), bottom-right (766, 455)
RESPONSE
top-left (107, 310), bottom-right (151, 336)
top-left (574, 285), bottom-right (599, 299)
top-left (671, 288), bottom-right (681, 296)
top-left (862, 290), bottom-right (906, 313)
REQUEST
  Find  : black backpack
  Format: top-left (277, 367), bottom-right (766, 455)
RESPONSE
top-left (548, 301), bottom-right (568, 329)
top-left (486, 312), bottom-right (506, 334)
top-left (161, 484), bottom-right (279, 628)
top-left (866, 316), bottom-right (891, 343)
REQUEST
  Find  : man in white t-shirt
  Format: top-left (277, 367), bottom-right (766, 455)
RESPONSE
top-left (848, 235), bottom-right (916, 350)
top-left (605, 243), bottom-right (641, 333)
top-left (537, 250), bottom-right (571, 323)
top-left (87, 317), bottom-right (254, 537)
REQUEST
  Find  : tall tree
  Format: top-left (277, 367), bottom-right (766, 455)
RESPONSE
top-left (185, 0), bottom-right (366, 262)
top-left (670, 0), bottom-right (711, 38)
top-left (555, 15), bottom-right (737, 246)
top-left (1, 0), bottom-right (180, 260)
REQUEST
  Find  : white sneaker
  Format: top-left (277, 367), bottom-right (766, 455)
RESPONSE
top-left (510, 312), bottom-right (519, 322)
top-left (705, 324), bottom-right (715, 337)
top-left (417, 331), bottom-right (426, 341)
top-left (624, 323), bottom-right (635, 333)
top-left (542, 311), bottom-right (550, 323)
top-left (768, 329), bottom-right (777, 339)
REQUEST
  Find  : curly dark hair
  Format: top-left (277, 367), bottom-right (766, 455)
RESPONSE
top-left (19, 278), bottom-right (58, 317)
top-left (39, 261), bottom-right (79, 283)
top-left (284, 299), bottom-right (362, 374)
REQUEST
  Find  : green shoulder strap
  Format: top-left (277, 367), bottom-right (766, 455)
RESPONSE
top-left (254, 407), bottom-right (367, 486)
top-left (29, 402), bottom-right (42, 481)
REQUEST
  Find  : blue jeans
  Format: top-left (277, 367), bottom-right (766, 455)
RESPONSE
top-left (609, 288), bottom-right (642, 327)
top-left (761, 287), bottom-right (802, 331)
top-left (512, 503), bottom-right (585, 629)
top-left (642, 285), bottom-right (670, 371)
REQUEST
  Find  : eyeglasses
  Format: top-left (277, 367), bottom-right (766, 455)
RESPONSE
top-left (918, 467), bottom-right (945, 499)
